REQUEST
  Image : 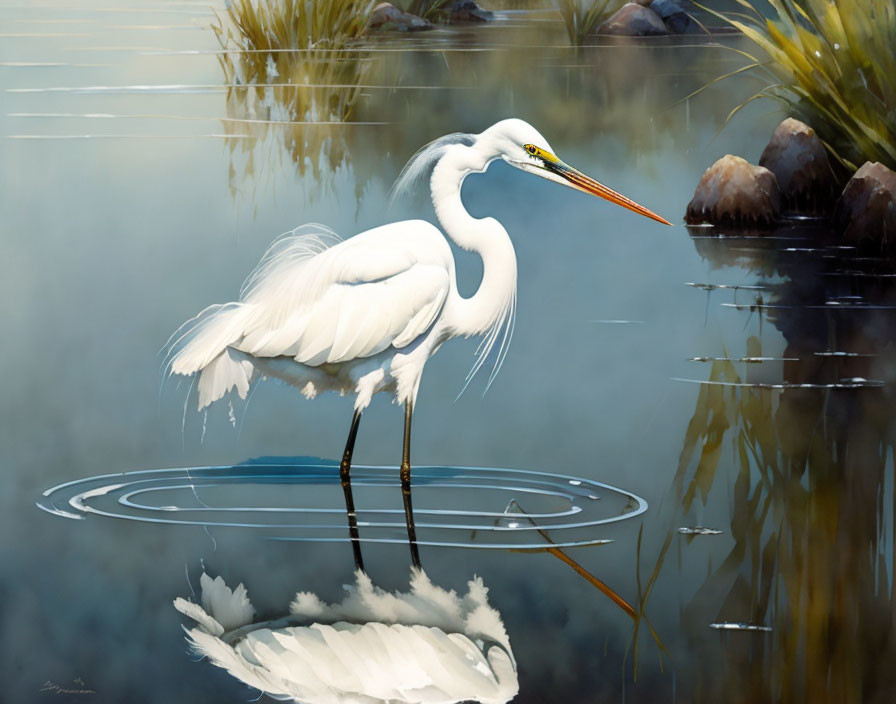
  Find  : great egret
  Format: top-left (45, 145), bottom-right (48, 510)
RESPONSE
top-left (173, 570), bottom-right (518, 704)
top-left (169, 118), bottom-right (670, 569)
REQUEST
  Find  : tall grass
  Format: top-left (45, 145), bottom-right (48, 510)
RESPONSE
top-left (222, 0), bottom-right (374, 52)
top-left (212, 0), bottom-right (376, 124)
top-left (710, 0), bottom-right (896, 173)
top-left (555, 0), bottom-right (622, 44)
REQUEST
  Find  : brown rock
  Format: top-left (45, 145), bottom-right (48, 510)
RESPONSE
top-left (759, 118), bottom-right (837, 214)
top-left (834, 161), bottom-right (896, 254)
top-left (686, 155), bottom-right (781, 226)
top-left (598, 3), bottom-right (669, 36)
top-left (367, 2), bottom-right (432, 31)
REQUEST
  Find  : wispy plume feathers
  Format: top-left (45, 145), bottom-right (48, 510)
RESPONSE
top-left (390, 132), bottom-right (475, 203)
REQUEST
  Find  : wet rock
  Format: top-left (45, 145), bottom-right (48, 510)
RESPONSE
top-left (444, 0), bottom-right (493, 22)
top-left (834, 161), bottom-right (896, 254)
top-left (367, 2), bottom-right (433, 31)
top-left (759, 118), bottom-right (837, 214)
top-left (598, 3), bottom-right (669, 36)
top-left (686, 155), bottom-right (781, 226)
top-left (649, 0), bottom-right (704, 33)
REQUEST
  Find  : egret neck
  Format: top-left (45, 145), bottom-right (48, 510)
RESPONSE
top-left (432, 143), bottom-right (518, 340)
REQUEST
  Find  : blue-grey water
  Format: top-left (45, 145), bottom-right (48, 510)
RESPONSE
top-left (4, 1), bottom-right (896, 702)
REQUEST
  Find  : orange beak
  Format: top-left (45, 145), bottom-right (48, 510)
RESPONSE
top-left (550, 159), bottom-right (672, 226)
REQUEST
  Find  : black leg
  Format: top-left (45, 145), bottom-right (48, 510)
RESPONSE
top-left (340, 409), bottom-right (364, 572)
top-left (400, 402), bottom-right (421, 568)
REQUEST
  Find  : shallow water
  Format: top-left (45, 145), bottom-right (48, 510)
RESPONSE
top-left (4, 1), bottom-right (896, 702)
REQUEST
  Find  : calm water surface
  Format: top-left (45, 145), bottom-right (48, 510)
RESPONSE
top-left (3, 1), bottom-right (896, 702)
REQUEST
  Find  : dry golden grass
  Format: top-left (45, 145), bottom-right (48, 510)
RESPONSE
top-left (222, 0), bottom-right (374, 53)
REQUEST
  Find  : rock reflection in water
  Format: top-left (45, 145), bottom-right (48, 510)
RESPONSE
top-left (643, 226), bottom-right (896, 702)
top-left (174, 569), bottom-right (518, 704)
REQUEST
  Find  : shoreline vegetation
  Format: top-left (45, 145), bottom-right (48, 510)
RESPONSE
top-left (706, 0), bottom-right (896, 175)
top-left (213, 0), bottom-right (896, 251)
top-left (685, 0), bottom-right (895, 251)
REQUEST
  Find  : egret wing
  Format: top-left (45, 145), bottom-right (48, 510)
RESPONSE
top-left (286, 264), bottom-right (449, 365)
top-left (233, 228), bottom-right (452, 365)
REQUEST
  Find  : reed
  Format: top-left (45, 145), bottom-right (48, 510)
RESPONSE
top-left (222, 0), bottom-right (374, 53)
top-left (641, 315), bottom-right (896, 700)
top-left (709, 0), bottom-right (896, 172)
top-left (554, 0), bottom-right (622, 44)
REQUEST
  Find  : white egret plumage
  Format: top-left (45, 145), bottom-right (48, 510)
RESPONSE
top-left (168, 118), bottom-right (670, 568)
top-left (173, 570), bottom-right (518, 704)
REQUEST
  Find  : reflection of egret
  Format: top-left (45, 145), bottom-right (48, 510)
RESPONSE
top-left (173, 570), bottom-right (517, 704)
top-left (169, 118), bottom-right (670, 569)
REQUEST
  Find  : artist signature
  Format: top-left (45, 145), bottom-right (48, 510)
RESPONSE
top-left (40, 678), bottom-right (95, 696)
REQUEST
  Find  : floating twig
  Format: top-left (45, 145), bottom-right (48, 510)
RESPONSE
top-left (505, 499), bottom-right (637, 620)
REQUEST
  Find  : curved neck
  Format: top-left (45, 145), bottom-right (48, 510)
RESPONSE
top-left (432, 145), bottom-right (517, 338)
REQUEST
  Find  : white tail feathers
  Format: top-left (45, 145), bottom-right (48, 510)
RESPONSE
top-left (168, 303), bottom-right (257, 410)
top-left (166, 224), bottom-right (342, 412)
top-left (196, 348), bottom-right (255, 410)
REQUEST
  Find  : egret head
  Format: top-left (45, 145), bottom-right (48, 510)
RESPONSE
top-left (482, 118), bottom-right (672, 226)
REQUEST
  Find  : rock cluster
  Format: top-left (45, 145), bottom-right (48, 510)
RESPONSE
top-left (598, 0), bottom-right (705, 36)
top-left (686, 118), bottom-right (833, 227)
top-left (685, 117), bottom-right (896, 254)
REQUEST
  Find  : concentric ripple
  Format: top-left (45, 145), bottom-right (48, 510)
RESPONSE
top-left (37, 458), bottom-right (647, 550)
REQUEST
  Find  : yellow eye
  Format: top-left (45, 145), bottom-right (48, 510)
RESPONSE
top-left (525, 144), bottom-right (538, 155)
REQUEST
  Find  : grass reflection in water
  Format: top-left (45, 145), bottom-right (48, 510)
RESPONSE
top-left (644, 231), bottom-right (896, 702)
top-left (212, 0), bottom-right (376, 201)
top-left (209, 1), bottom-right (762, 206)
